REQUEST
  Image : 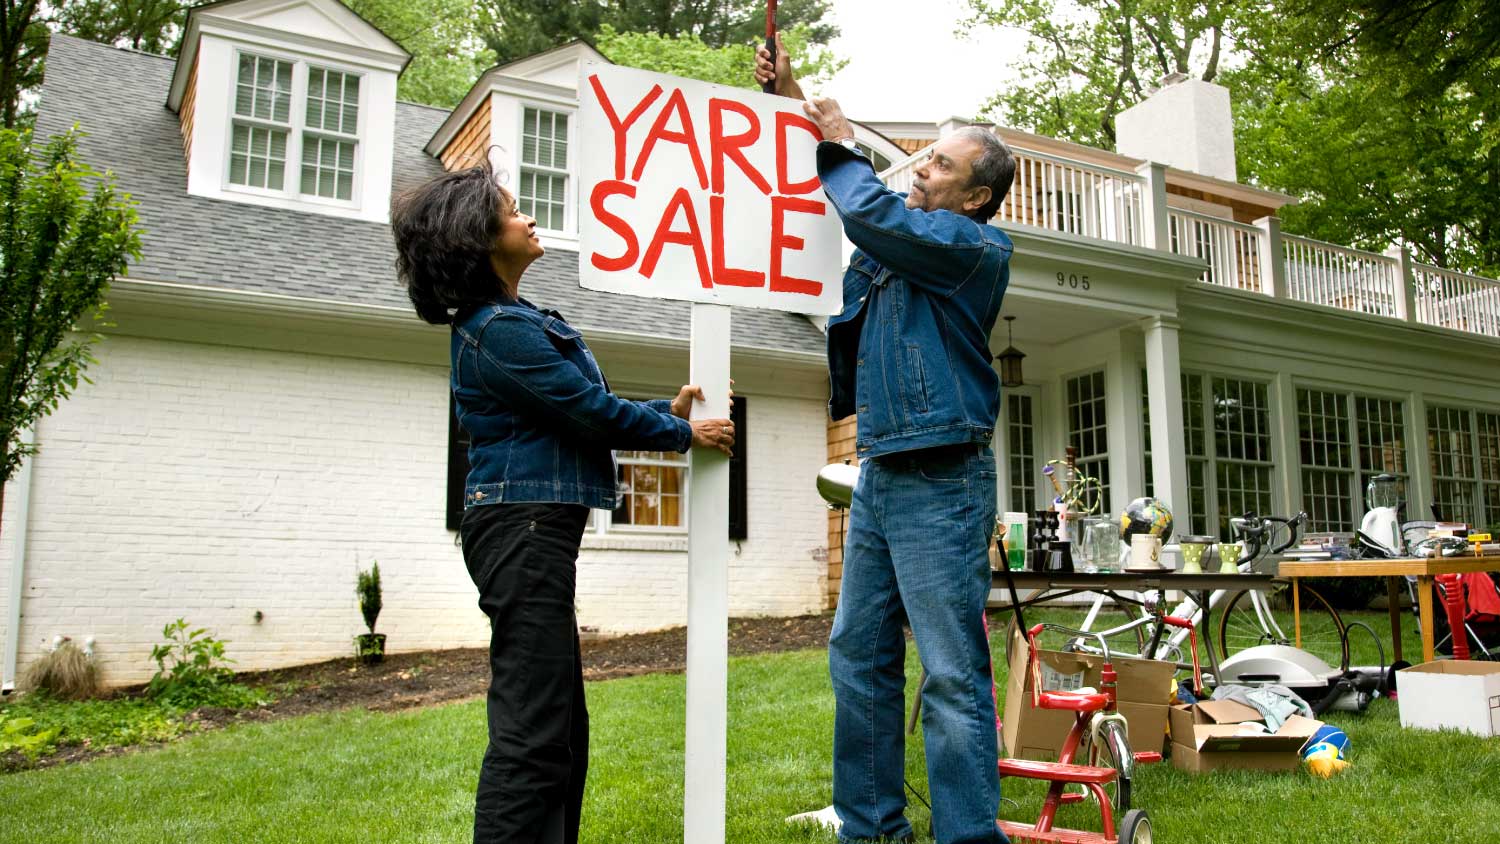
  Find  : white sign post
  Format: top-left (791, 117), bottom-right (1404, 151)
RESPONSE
top-left (578, 63), bottom-right (842, 843)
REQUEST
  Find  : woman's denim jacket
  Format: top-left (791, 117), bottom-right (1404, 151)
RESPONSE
top-left (818, 141), bottom-right (1013, 459)
top-left (451, 298), bottom-right (691, 510)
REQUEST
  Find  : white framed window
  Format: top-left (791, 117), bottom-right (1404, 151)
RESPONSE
top-left (1065, 370), bottom-right (1109, 512)
top-left (588, 450), bottom-right (689, 535)
top-left (226, 50), bottom-right (362, 205)
top-left (1199, 375), bottom-right (1276, 540)
top-left (1295, 389), bottom-right (1410, 532)
top-left (1427, 405), bottom-right (1500, 530)
top-left (519, 106), bottom-right (571, 233)
top-left (1006, 391), bottom-right (1038, 513)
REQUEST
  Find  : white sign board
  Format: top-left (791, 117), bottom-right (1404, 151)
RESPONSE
top-left (578, 63), bottom-right (843, 316)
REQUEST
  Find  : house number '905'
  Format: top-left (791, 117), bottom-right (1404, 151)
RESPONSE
top-left (1056, 272), bottom-right (1091, 290)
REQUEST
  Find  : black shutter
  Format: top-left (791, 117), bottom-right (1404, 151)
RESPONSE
top-left (446, 392), bottom-right (472, 531)
top-left (728, 395), bottom-right (748, 540)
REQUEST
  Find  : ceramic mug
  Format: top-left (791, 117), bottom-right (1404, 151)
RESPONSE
top-left (1129, 534), bottom-right (1163, 569)
top-left (1219, 541), bottom-right (1243, 574)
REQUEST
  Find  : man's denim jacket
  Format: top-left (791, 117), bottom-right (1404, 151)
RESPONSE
top-left (451, 298), bottom-right (691, 510)
top-left (818, 142), bottom-right (1013, 459)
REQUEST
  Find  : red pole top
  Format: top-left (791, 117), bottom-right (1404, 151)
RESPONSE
top-left (765, 0), bottom-right (778, 39)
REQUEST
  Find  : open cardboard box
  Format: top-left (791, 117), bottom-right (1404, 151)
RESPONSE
top-left (1002, 628), bottom-right (1178, 761)
top-left (1168, 699), bottom-right (1322, 773)
top-left (1397, 659), bottom-right (1500, 737)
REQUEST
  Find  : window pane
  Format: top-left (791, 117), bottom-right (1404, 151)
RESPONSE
top-left (1428, 406), bottom-right (1475, 479)
top-left (1065, 371), bottom-right (1108, 511)
top-left (235, 55), bottom-right (292, 125)
top-left (1007, 393), bottom-right (1035, 513)
top-left (336, 171), bottom-right (352, 201)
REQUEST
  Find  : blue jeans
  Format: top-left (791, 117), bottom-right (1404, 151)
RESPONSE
top-left (829, 445), bottom-right (1006, 844)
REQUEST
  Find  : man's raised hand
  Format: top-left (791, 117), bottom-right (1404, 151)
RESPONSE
top-left (802, 96), bottom-right (854, 143)
top-left (754, 32), bottom-right (804, 100)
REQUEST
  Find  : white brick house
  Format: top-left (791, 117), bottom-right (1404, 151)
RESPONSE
top-left (2, 1), bottom-right (844, 690)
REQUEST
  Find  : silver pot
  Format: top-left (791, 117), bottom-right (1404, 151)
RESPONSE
top-left (816, 462), bottom-right (860, 509)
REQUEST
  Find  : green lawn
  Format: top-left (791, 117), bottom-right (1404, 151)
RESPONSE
top-left (1, 611), bottom-right (1498, 843)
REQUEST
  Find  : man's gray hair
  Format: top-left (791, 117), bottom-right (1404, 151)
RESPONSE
top-left (955, 126), bottom-right (1016, 221)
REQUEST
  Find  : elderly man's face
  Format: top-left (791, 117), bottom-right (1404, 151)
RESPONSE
top-left (907, 135), bottom-right (987, 216)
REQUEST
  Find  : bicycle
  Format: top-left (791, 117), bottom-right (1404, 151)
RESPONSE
top-left (1005, 511), bottom-right (1351, 678)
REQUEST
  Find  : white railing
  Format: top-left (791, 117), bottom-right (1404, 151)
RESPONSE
top-left (878, 142), bottom-right (1146, 247)
top-left (1167, 210), bottom-right (1266, 293)
top-left (1413, 263), bottom-right (1500, 338)
top-left (874, 136), bottom-right (1500, 340)
top-left (1282, 234), bottom-right (1402, 318)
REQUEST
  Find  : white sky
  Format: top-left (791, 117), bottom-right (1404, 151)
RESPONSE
top-left (817, 0), bottom-right (1029, 124)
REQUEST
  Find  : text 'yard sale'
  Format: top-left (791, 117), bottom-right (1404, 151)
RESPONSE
top-left (578, 63), bottom-right (843, 316)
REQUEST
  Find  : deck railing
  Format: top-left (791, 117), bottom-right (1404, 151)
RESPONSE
top-left (876, 138), bottom-right (1500, 339)
top-left (1281, 234), bottom-right (1403, 318)
top-left (1167, 210), bottom-right (1265, 293)
top-left (879, 144), bottom-right (1146, 247)
top-left (1413, 263), bottom-right (1500, 338)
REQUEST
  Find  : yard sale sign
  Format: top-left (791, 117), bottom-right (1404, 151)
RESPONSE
top-left (578, 63), bottom-right (843, 316)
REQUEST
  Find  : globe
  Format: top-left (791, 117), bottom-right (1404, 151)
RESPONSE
top-left (1119, 497), bottom-right (1173, 543)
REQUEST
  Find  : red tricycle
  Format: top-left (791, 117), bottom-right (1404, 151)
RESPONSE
top-left (996, 613), bottom-right (1204, 844)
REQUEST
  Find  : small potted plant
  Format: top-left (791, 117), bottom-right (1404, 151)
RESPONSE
top-left (354, 561), bottom-right (385, 664)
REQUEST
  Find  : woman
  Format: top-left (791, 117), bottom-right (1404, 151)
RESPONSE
top-left (391, 161), bottom-right (734, 844)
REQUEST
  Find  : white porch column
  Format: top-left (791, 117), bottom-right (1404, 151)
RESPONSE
top-left (1135, 161), bottom-right (1169, 251)
top-left (1143, 317), bottom-right (1188, 520)
top-left (1106, 329), bottom-right (1145, 516)
top-left (1270, 373), bottom-right (1302, 516)
top-left (1385, 244), bottom-right (1418, 323)
top-left (1254, 216), bottom-right (1288, 299)
top-left (1406, 393), bottom-right (1433, 522)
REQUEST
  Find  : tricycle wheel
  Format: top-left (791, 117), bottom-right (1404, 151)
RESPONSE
top-left (1118, 809), bottom-right (1151, 844)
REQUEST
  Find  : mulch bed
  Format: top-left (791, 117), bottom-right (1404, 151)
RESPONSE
top-left (5, 612), bottom-right (837, 771)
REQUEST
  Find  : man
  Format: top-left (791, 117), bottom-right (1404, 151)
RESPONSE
top-left (757, 34), bottom-right (1017, 844)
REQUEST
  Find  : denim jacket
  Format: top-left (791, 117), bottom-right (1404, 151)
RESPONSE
top-left (451, 298), bottom-right (691, 510)
top-left (818, 142), bottom-right (1013, 459)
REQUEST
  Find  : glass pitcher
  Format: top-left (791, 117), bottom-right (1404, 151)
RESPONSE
top-left (1366, 473), bottom-right (1400, 511)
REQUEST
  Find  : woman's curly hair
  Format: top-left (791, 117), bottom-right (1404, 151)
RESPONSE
top-left (391, 159), bottom-right (516, 325)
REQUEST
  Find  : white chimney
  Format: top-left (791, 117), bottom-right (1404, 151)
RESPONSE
top-left (1115, 74), bottom-right (1237, 182)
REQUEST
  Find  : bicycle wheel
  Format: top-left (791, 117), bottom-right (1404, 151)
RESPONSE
top-left (1083, 716), bottom-right (1132, 813)
top-left (1217, 584), bottom-right (1348, 671)
top-left (1000, 590), bottom-right (1149, 666)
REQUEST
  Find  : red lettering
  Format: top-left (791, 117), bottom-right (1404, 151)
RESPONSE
top-left (710, 195), bottom-right (764, 288)
top-left (775, 112), bottom-right (822, 195)
top-left (640, 187), bottom-right (712, 288)
top-left (770, 195), bottom-right (826, 296)
top-left (589, 180), bottom-right (639, 272)
top-left (708, 98), bottom-right (770, 196)
top-left (631, 88), bottom-right (709, 190)
top-left (587, 75), bottom-right (663, 182)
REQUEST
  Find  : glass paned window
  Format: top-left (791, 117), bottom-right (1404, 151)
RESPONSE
top-left (1298, 388), bottom-right (1354, 532)
top-left (1356, 396), bottom-right (1408, 499)
top-left (235, 55), bottom-right (292, 123)
top-left (229, 54), bottom-right (292, 191)
top-left (521, 107), bottom-right (570, 231)
top-left (612, 451), bottom-right (688, 529)
top-left (1066, 371), bottom-right (1108, 512)
top-left (1210, 376), bottom-right (1273, 540)
top-left (301, 66), bottom-right (359, 201)
top-left (302, 137), bottom-right (356, 200)
top-left (1428, 405), bottom-right (1476, 524)
top-left (1007, 393), bottom-right (1036, 513)
top-left (1480, 412), bottom-right (1500, 530)
top-left (1183, 373), bottom-right (1210, 536)
top-left (229, 125), bottom-right (287, 189)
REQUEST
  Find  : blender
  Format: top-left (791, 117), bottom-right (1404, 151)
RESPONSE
top-left (1359, 473), bottom-right (1404, 557)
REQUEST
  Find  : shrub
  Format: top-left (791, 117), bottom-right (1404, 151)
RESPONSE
top-left (357, 561), bottom-right (382, 634)
top-left (0, 714), bottom-right (60, 761)
top-left (145, 619), bottom-right (266, 709)
top-left (23, 639), bottom-right (100, 700)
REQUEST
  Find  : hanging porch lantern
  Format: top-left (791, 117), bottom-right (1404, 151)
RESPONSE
top-left (998, 315), bottom-right (1025, 388)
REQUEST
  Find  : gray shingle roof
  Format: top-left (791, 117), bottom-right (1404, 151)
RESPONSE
top-left (33, 34), bottom-right (826, 355)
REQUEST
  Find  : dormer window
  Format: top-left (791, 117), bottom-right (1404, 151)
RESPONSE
top-left (519, 106), bottom-right (571, 232)
top-left (226, 50), bottom-right (361, 204)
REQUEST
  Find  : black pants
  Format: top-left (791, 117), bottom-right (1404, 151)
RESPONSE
top-left (460, 502), bottom-right (590, 844)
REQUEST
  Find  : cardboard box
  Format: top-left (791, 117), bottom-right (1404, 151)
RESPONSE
top-left (1001, 629), bottom-right (1178, 762)
top-left (1167, 699), bottom-right (1322, 773)
top-left (1396, 660), bottom-right (1500, 737)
